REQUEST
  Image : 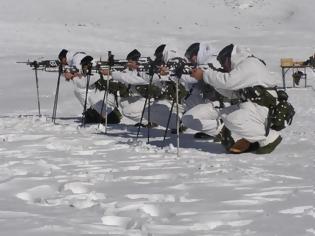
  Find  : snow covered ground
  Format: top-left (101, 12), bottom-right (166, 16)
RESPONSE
top-left (0, 0), bottom-right (315, 235)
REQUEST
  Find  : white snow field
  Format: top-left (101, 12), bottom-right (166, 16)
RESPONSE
top-left (0, 0), bottom-right (315, 235)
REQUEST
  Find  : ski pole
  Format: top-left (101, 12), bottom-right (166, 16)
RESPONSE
top-left (136, 91), bottom-right (149, 140)
top-left (82, 66), bottom-right (92, 127)
top-left (97, 73), bottom-right (106, 129)
top-left (103, 73), bottom-right (110, 133)
top-left (136, 72), bottom-right (154, 141)
top-left (147, 84), bottom-right (152, 144)
top-left (176, 77), bottom-right (180, 157)
top-left (163, 98), bottom-right (175, 142)
top-left (34, 61), bottom-right (41, 117)
top-left (103, 51), bottom-right (113, 134)
top-left (52, 64), bottom-right (63, 123)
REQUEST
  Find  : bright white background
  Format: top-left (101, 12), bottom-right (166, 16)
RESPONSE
top-left (0, 0), bottom-right (315, 235)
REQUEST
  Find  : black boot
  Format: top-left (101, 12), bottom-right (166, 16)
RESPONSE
top-left (256, 136), bottom-right (282, 154)
top-left (134, 122), bottom-right (146, 127)
top-left (145, 122), bottom-right (158, 128)
top-left (134, 122), bottom-right (158, 128)
top-left (171, 125), bottom-right (187, 134)
top-left (83, 108), bottom-right (105, 124)
top-left (107, 108), bottom-right (122, 124)
top-left (216, 126), bottom-right (235, 151)
top-left (194, 132), bottom-right (214, 140)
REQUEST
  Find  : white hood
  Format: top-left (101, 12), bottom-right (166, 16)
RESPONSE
top-left (202, 45), bottom-right (278, 90)
top-left (197, 42), bottom-right (218, 65)
top-left (230, 45), bottom-right (252, 69)
top-left (163, 45), bottom-right (180, 62)
top-left (65, 51), bottom-right (74, 64)
top-left (68, 52), bottom-right (87, 69)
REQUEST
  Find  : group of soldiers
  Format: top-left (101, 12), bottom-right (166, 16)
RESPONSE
top-left (56, 42), bottom-right (295, 155)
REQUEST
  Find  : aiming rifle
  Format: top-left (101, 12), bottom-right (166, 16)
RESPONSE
top-left (173, 60), bottom-right (187, 157)
top-left (166, 57), bottom-right (195, 76)
top-left (63, 65), bottom-right (80, 74)
top-left (163, 57), bottom-right (189, 156)
top-left (17, 59), bottom-right (60, 72)
top-left (136, 57), bottom-right (156, 143)
top-left (161, 58), bottom-right (194, 142)
top-left (95, 56), bottom-right (152, 73)
top-left (135, 57), bottom-right (192, 143)
top-left (95, 59), bottom-right (126, 72)
top-left (17, 59), bottom-right (60, 116)
top-left (103, 51), bottom-right (115, 134)
top-left (94, 55), bottom-right (154, 134)
top-left (62, 58), bottom-right (126, 77)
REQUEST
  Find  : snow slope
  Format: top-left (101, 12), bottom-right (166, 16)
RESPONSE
top-left (0, 0), bottom-right (315, 235)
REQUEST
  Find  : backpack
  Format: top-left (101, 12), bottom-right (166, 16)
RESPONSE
top-left (271, 90), bottom-right (295, 131)
top-left (239, 86), bottom-right (295, 132)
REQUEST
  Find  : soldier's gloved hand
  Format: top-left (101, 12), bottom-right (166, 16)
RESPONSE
top-left (159, 65), bottom-right (169, 76)
top-left (191, 68), bottom-right (204, 80)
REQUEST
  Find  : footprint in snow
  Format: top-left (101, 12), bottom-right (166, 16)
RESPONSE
top-left (16, 185), bottom-right (58, 204)
top-left (61, 181), bottom-right (93, 194)
top-left (279, 206), bottom-right (315, 218)
top-left (101, 215), bottom-right (132, 229)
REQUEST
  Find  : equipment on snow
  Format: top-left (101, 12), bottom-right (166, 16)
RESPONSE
top-left (81, 60), bottom-right (93, 127)
top-left (52, 63), bottom-right (63, 123)
top-left (136, 58), bottom-right (156, 143)
top-left (17, 59), bottom-right (60, 116)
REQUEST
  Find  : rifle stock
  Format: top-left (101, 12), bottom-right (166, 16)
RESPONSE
top-left (17, 60), bottom-right (60, 72)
